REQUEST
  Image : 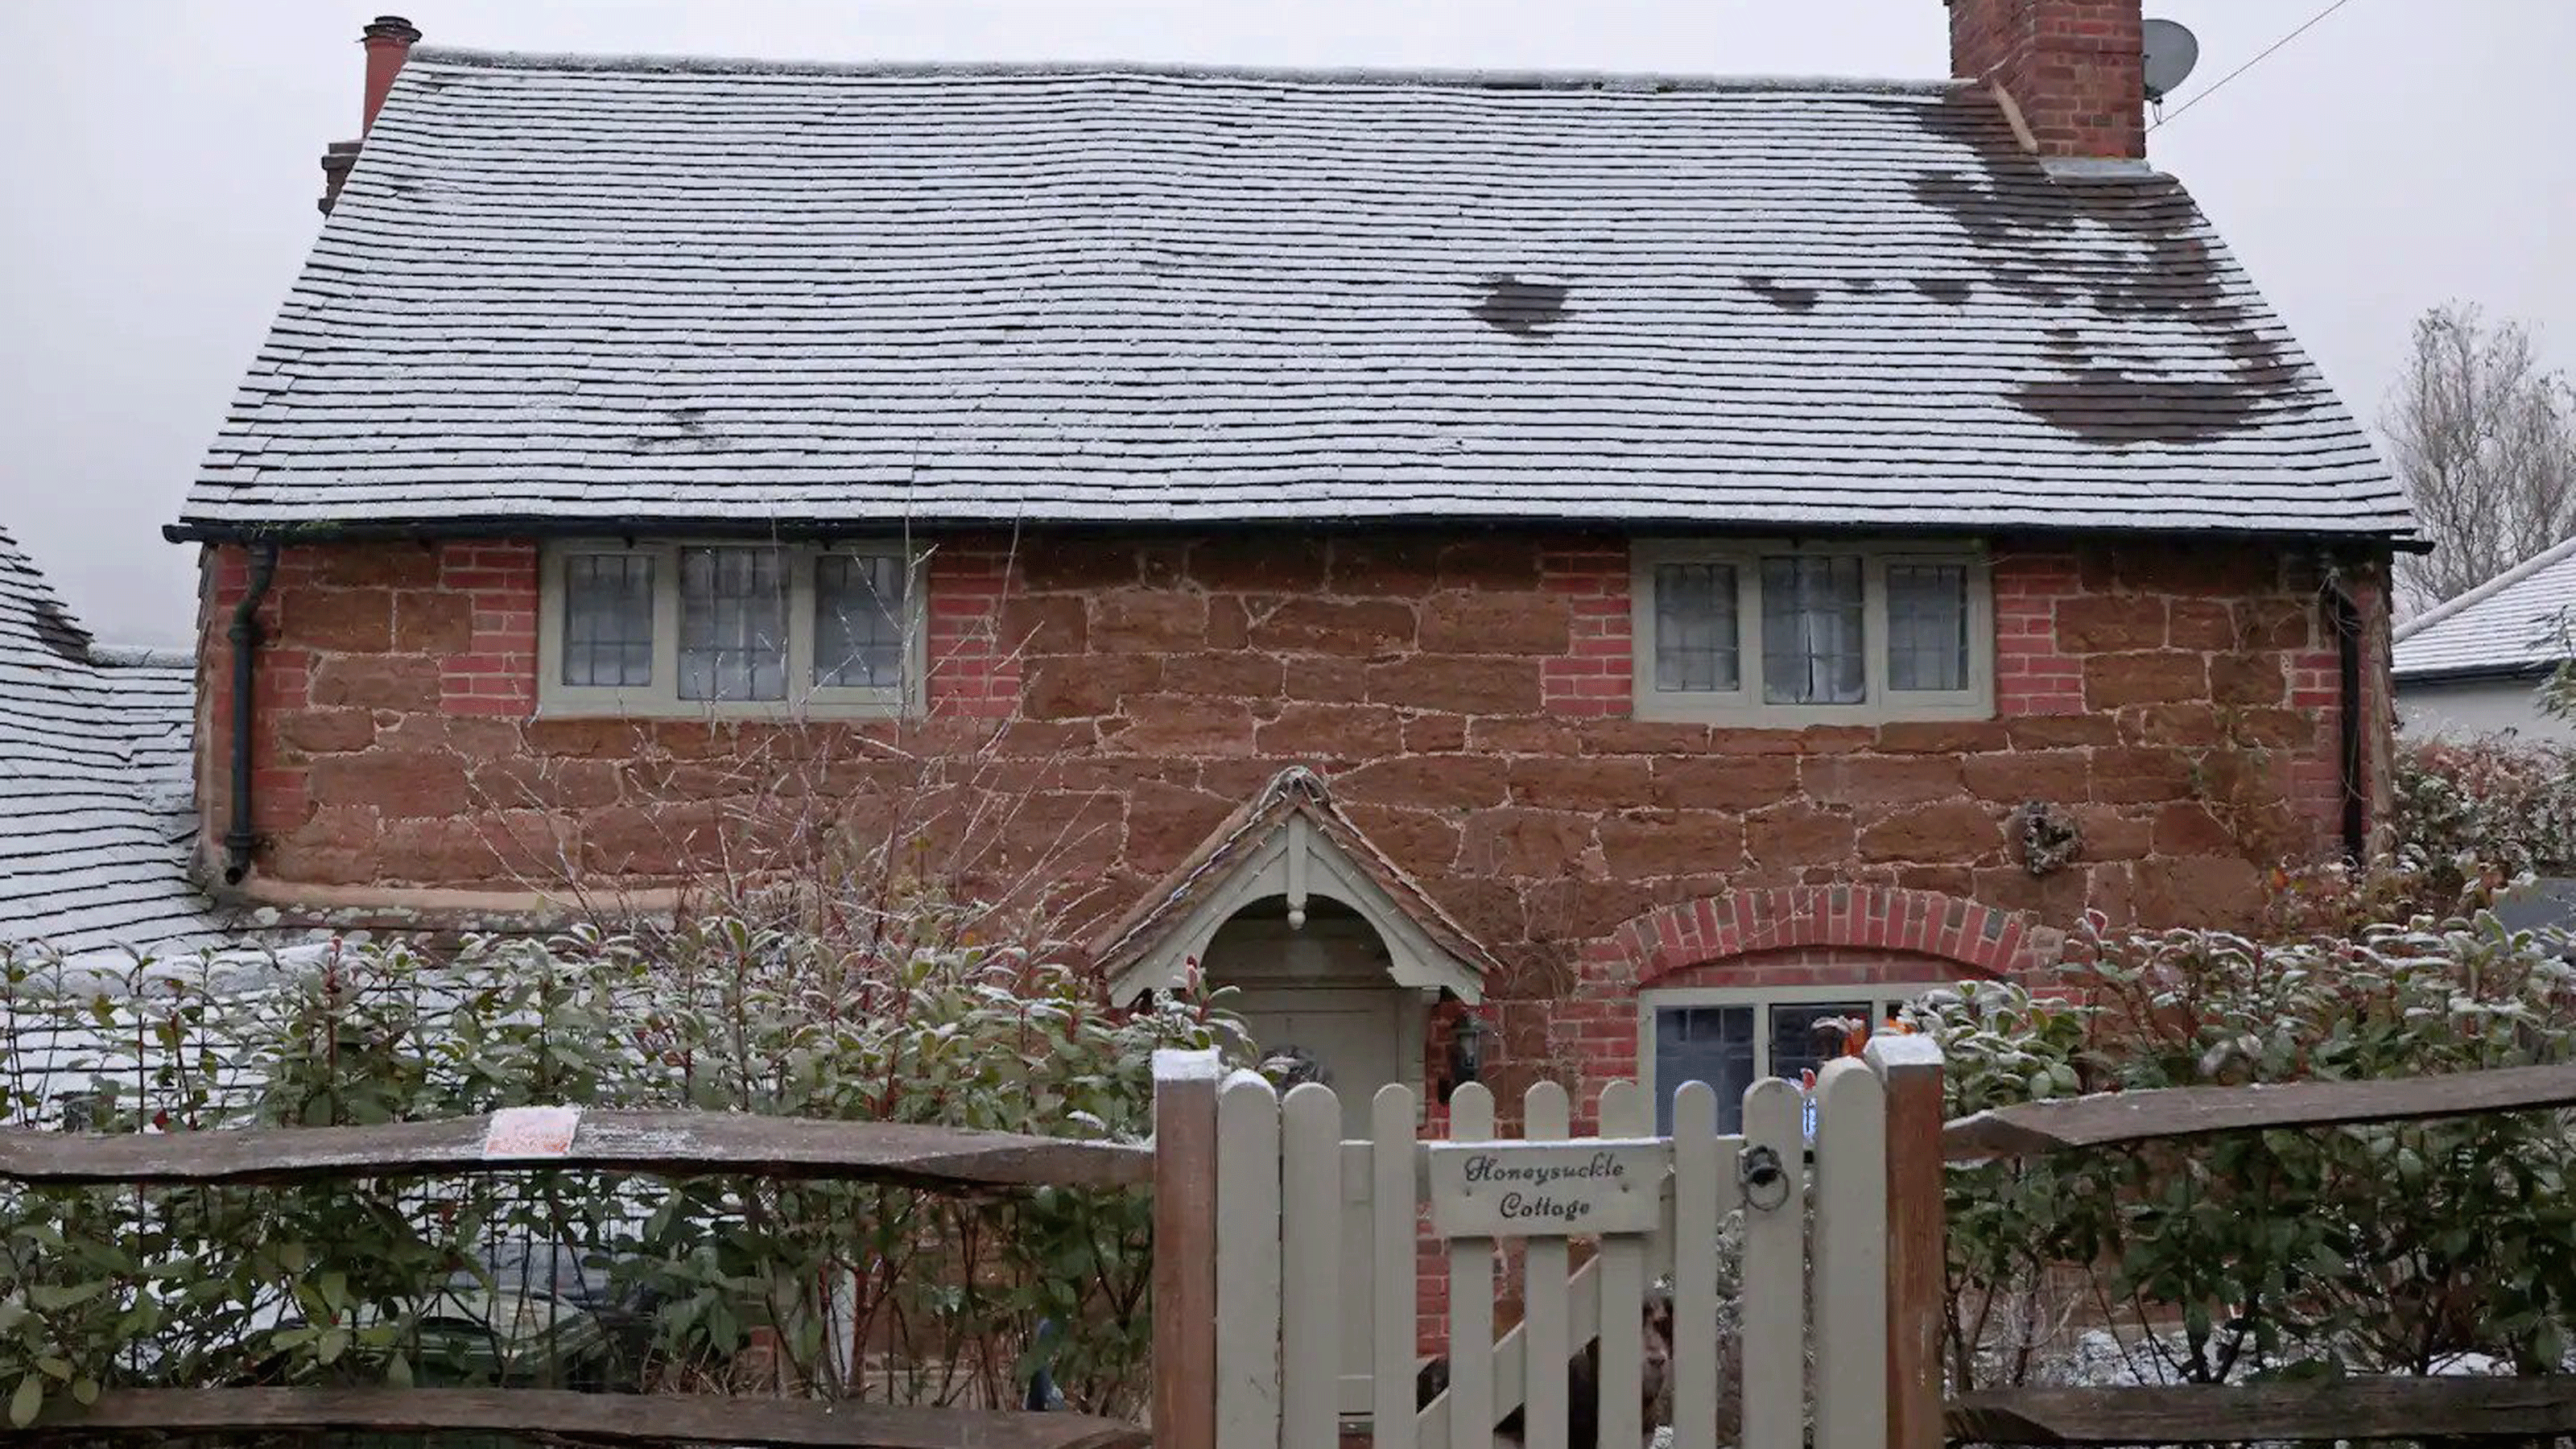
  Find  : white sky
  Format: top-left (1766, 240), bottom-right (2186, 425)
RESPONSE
top-left (3, 0), bottom-right (2570, 646)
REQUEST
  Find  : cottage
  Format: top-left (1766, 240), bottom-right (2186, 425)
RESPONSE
top-left (0, 526), bottom-right (225, 957)
top-left (2393, 536), bottom-right (2576, 744)
top-left (172, 1), bottom-right (2411, 1125)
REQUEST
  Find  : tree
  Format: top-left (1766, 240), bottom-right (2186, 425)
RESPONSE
top-left (2380, 303), bottom-right (2576, 612)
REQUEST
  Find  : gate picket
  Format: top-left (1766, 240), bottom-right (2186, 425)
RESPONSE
top-left (1370, 1085), bottom-right (1418, 1449)
top-left (1592, 1083), bottom-right (1650, 1449)
top-left (1216, 1074), bottom-right (1283, 1449)
top-left (1520, 1083), bottom-right (1572, 1449)
top-left (1811, 1060), bottom-right (1889, 1449)
top-left (1739, 1079), bottom-right (1807, 1449)
top-left (1668, 1081), bottom-right (1721, 1449)
top-left (1443, 1084), bottom-right (1496, 1449)
top-left (1282, 1084), bottom-right (1343, 1449)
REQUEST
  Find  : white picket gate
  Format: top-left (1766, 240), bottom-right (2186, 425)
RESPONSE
top-left (1204, 1063), bottom-right (1889, 1449)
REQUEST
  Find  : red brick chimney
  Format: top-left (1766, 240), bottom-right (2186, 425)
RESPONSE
top-left (321, 16), bottom-right (420, 216)
top-left (1946, 0), bottom-right (2146, 160)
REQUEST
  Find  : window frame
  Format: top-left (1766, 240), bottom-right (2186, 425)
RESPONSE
top-left (1638, 980), bottom-right (1955, 1131)
top-left (1629, 538), bottom-right (1994, 726)
top-left (536, 539), bottom-right (925, 720)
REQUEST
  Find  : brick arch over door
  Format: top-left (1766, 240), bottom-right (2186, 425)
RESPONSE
top-left (1605, 886), bottom-right (2061, 987)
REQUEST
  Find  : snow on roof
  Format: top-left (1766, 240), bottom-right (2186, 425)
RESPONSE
top-left (2393, 535), bottom-right (2576, 682)
top-left (176, 52), bottom-right (2409, 541)
top-left (0, 526), bottom-right (233, 956)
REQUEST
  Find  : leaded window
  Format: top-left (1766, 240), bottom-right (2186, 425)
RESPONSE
top-left (679, 547), bottom-right (788, 702)
top-left (1631, 542), bottom-right (1992, 724)
top-left (539, 541), bottom-right (916, 717)
top-left (815, 552), bottom-right (907, 690)
top-left (1653, 562), bottom-right (1740, 693)
top-left (1761, 555), bottom-right (1867, 705)
top-left (1886, 564), bottom-right (1971, 693)
top-left (1647, 987), bottom-right (1946, 1134)
top-left (559, 554), bottom-right (654, 688)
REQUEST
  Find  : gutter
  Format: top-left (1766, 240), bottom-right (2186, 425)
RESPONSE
top-left (2391, 663), bottom-right (2558, 688)
top-left (161, 516), bottom-right (2434, 549)
top-left (2327, 583), bottom-right (2368, 864)
top-left (222, 545), bottom-right (280, 885)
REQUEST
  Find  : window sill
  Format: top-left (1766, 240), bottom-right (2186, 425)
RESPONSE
top-left (531, 696), bottom-right (913, 723)
top-left (1631, 695), bottom-right (1994, 729)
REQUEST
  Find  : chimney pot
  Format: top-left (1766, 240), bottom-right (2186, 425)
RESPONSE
top-left (360, 14), bottom-right (420, 135)
top-left (324, 15), bottom-right (420, 213)
top-left (1946, 0), bottom-right (2147, 160)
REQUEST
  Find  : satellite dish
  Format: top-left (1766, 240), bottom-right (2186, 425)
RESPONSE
top-left (2141, 19), bottom-right (2201, 102)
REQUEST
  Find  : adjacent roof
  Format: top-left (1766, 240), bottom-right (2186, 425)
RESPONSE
top-left (0, 528), bottom-right (229, 957)
top-left (176, 52), bottom-right (2409, 541)
top-left (2393, 535), bottom-right (2576, 682)
top-left (1091, 766), bottom-right (1500, 1003)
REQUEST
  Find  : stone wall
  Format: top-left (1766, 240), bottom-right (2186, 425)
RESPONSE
top-left (198, 528), bottom-right (2388, 1092)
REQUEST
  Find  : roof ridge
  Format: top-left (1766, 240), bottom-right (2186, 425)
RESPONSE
top-left (403, 47), bottom-right (1970, 97)
top-left (88, 645), bottom-right (195, 670)
top-left (2394, 533), bottom-right (2576, 642)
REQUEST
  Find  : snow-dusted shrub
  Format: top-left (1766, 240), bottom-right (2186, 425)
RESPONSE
top-left (0, 925), bottom-right (1245, 1423)
top-left (1915, 902), bottom-right (2576, 1389)
top-left (2392, 737), bottom-right (2576, 896)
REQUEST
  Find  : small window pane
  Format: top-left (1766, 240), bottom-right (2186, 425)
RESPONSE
top-left (815, 552), bottom-right (906, 690)
top-left (679, 546), bottom-right (786, 701)
top-left (561, 554), bottom-right (654, 687)
top-left (1887, 564), bottom-right (1970, 692)
top-left (1653, 563), bottom-right (1740, 693)
top-left (1655, 1005), bottom-right (1757, 1134)
top-left (1761, 555), bottom-right (1865, 704)
top-left (1770, 1002), bottom-right (1873, 1088)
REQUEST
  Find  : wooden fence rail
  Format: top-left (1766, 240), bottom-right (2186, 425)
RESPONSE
top-left (0, 1109), bottom-right (1151, 1189)
top-left (0, 1388), bottom-right (1153, 1448)
top-left (1942, 1060), bottom-right (2576, 1160)
top-left (1949, 1377), bottom-right (2576, 1444)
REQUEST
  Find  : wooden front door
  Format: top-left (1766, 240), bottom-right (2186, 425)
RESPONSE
top-left (1229, 986), bottom-right (1407, 1137)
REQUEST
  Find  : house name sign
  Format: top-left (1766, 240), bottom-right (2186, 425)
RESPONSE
top-left (1426, 1140), bottom-right (1669, 1237)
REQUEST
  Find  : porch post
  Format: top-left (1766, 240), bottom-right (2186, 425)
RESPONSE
top-left (1154, 1049), bottom-right (1224, 1449)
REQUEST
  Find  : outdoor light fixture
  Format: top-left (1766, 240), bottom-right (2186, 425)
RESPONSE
top-left (1443, 1013), bottom-right (1487, 1103)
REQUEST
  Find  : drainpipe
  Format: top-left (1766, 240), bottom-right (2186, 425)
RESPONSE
top-left (2326, 581), bottom-right (2368, 864)
top-left (223, 545), bottom-right (280, 885)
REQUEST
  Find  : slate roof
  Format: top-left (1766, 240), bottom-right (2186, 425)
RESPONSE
top-left (0, 529), bottom-right (229, 957)
top-left (175, 52), bottom-right (2409, 542)
top-left (2394, 535), bottom-right (2576, 681)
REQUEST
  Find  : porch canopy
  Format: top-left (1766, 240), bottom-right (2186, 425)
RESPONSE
top-left (1089, 767), bottom-right (1499, 1006)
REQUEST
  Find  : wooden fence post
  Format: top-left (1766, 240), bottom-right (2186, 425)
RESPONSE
top-left (1154, 1049), bottom-right (1224, 1449)
top-left (1865, 1034), bottom-right (1946, 1449)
